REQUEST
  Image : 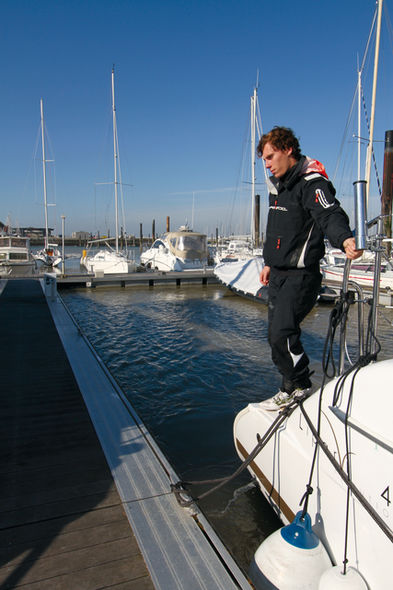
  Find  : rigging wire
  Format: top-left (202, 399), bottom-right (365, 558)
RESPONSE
top-left (333, 5), bottom-right (377, 186)
top-left (361, 87), bottom-right (382, 196)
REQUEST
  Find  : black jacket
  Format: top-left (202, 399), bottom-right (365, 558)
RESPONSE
top-left (263, 155), bottom-right (353, 271)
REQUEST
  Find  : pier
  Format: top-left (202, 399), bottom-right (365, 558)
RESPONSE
top-left (56, 268), bottom-right (219, 289)
top-left (0, 278), bottom-right (251, 590)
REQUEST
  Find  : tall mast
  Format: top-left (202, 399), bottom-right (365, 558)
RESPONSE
top-left (112, 67), bottom-right (119, 253)
top-left (357, 66), bottom-right (362, 181)
top-left (40, 99), bottom-right (49, 250)
top-left (250, 82), bottom-right (257, 245)
top-left (365, 0), bottom-right (383, 202)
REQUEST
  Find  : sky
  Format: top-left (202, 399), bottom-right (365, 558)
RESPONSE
top-left (1, 0), bottom-right (393, 238)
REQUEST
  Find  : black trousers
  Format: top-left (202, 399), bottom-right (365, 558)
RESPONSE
top-left (268, 269), bottom-right (322, 392)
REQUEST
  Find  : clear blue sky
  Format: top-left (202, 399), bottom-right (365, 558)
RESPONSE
top-left (1, 0), bottom-right (392, 237)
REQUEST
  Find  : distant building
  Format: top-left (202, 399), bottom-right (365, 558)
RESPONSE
top-left (15, 227), bottom-right (53, 238)
top-left (72, 231), bottom-right (90, 240)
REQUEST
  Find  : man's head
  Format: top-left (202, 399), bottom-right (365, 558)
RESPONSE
top-left (257, 126), bottom-right (301, 178)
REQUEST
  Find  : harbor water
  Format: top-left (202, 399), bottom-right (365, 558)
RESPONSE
top-left (59, 269), bottom-right (393, 572)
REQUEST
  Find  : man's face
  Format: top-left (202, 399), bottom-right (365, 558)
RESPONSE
top-left (262, 142), bottom-right (295, 178)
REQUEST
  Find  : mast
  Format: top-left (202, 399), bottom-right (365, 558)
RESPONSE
top-left (40, 99), bottom-right (49, 250)
top-left (357, 66), bottom-right (362, 181)
top-left (250, 81), bottom-right (257, 246)
top-left (112, 67), bottom-right (119, 253)
top-left (365, 0), bottom-right (383, 203)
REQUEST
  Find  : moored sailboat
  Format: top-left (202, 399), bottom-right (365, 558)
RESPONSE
top-left (34, 99), bottom-right (62, 268)
top-left (81, 67), bottom-right (136, 275)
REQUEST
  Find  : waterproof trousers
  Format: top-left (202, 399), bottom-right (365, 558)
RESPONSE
top-left (267, 269), bottom-right (322, 393)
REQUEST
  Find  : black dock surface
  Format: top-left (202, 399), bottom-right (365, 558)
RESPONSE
top-left (0, 280), bottom-right (154, 589)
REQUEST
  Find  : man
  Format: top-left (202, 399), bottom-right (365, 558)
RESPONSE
top-left (257, 127), bottom-right (362, 411)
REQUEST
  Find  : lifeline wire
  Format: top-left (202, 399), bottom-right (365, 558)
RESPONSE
top-left (300, 290), bottom-right (352, 517)
top-left (299, 285), bottom-right (392, 569)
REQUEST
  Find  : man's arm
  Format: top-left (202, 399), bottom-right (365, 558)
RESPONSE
top-left (303, 177), bottom-right (361, 253)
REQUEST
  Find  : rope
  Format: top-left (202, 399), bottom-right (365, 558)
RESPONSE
top-left (171, 401), bottom-right (298, 507)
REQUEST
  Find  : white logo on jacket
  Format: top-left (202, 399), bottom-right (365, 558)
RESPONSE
top-left (269, 205), bottom-right (288, 212)
top-left (315, 189), bottom-right (333, 209)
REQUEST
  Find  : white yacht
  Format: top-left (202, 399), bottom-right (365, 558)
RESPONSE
top-left (140, 226), bottom-right (208, 271)
top-left (214, 239), bottom-right (255, 264)
top-left (81, 238), bottom-right (135, 275)
top-left (0, 235), bottom-right (36, 276)
top-left (322, 258), bottom-right (393, 293)
top-left (80, 68), bottom-right (135, 276)
top-left (34, 243), bottom-right (62, 268)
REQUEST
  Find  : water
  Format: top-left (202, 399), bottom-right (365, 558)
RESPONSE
top-left (60, 281), bottom-right (393, 572)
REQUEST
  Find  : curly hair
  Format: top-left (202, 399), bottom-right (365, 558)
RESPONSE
top-left (257, 126), bottom-right (301, 160)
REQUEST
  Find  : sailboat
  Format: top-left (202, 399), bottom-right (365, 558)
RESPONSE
top-left (322, 0), bottom-right (393, 299)
top-left (80, 68), bottom-right (136, 275)
top-left (34, 99), bottom-right (62, 268)
top-left (214, 79), bottom-right (266, 298)
top-left (233, 3), bottom-right (393, 588)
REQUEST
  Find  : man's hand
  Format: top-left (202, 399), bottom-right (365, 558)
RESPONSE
top-left (260, 265), bottom-right (271, 286)
top-left (343, 237), bottom-right (363, 260)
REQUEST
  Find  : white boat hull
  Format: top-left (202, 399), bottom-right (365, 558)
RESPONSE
top-left (140, 250), bottom-right (205, 271)
top-left (34, 251), bottom-right (62, 268)
top-left (323, 264), bottom-right (393, 291)
top-left (214, 257), bottom-right (265, 299)
top-left (81, 249), bottom-right (135, 274)
top-left (234, 359), bottom-right (393, 589)
top-left (0, 236), bottom-right (36, 276)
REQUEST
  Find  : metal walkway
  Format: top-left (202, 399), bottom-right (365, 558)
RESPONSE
top-left (0, 279), bottom-right (251, 590)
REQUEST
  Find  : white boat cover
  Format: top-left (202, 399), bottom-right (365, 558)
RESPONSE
top-left (214, 257), bottom-right (265, 296)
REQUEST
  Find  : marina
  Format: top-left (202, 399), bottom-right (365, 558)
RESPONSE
top-left (2, 256), bottom-right (393, 587)
top-left (0, 278), bottom-right (251, 590)
top-left (2, 1), bottom-right (393, 587)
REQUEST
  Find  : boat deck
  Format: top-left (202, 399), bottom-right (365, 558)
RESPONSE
top-left (0, 278), bottom-right (251, 590)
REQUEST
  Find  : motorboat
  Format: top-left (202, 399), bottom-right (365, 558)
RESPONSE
top-left (322, 258), bottom-right (393, 293)
top-left (81, 238), bottom-right (136, 275)
top-left (0, 235), bottom-right (36, 276)
top-left (140, 226), bottom-right (208, 271)
top-left (233, 156), bottom-right (393, 588)
top-left (80, 68), bottom-right (135, 276)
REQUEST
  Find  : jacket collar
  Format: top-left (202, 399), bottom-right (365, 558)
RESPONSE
top-left (269, 155), bottom-right (305, 193)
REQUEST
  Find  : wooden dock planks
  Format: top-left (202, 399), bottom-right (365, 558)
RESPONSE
top-left (0, 279), bottom-right (154, 590)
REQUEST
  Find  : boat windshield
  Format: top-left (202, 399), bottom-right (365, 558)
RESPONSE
top-left (177, 235), bottom-right (207, 252)
top-left (152, 240), bottom-right (166, 249)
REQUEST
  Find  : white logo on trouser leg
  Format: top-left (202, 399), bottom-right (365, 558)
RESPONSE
top-left (287, 338), bottom-right (304, 367)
